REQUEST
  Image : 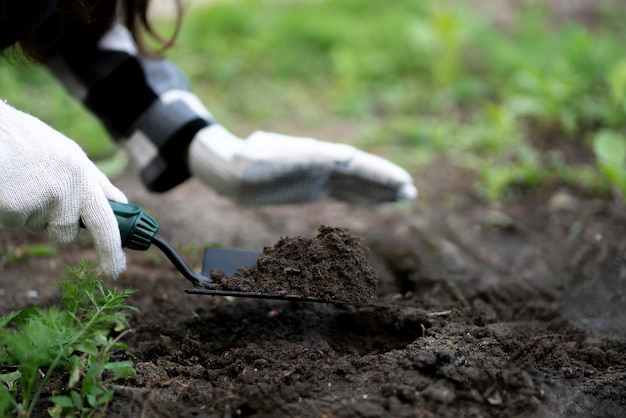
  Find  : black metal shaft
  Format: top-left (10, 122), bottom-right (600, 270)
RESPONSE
top-left (151, 234), bottom-right (212, 287)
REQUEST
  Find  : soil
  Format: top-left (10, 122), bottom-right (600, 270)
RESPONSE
top-left (204, 225), bottom-right (378, 306)
top-left (2, 158), bottom-right (626, 418)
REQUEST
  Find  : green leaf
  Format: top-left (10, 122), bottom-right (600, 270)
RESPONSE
top-left (0, 384), bottom-right (17, 414)
top-left (111, 342), bottom-right (129, 351)
top-left (95, 389), bottom-right (115, 406)
top-left (594, 130), bottom-right (626, 168)
top-left (81, 376), bottom-right (98, 403)
top-left (0, 370), bottom-right (22, 391)
top-left (47, 404), bottom-right (64, 418)
top-left (86, 393), bottom-right (97, 408)
top-left (0, 310), bottom-right (24, 329)
top-left (77, 340), bottom-right (99, 357)
top-left (607, 59), bottom-right (626, 107)
top-left (70, 390), bottom-right (82, 408)
top-left (593, 130), bottom-right (626, 198)
top-left (104, 361), bottom-right (137, 380)
top-left (94, 333), bottom-right (108, 346)
top-left (67, 355), bottom-right (83, 389)
top-left (50, 395), bottom-right (75, 409)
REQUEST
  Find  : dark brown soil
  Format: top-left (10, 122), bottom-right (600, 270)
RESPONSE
top-left (205, 225), bottom-right (378, 306)
top-left (2, 162), bottom-right (626, 418)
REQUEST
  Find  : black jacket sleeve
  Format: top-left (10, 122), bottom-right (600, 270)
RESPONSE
top-left (45, 23), bottom-right (216, 192)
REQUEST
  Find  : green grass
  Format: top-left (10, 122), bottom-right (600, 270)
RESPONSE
top-left (0, 263), bottom-right (137, 417)
top-left (2, 0), bottom-right (625, 202)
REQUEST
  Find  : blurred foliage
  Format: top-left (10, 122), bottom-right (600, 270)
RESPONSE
top-left (593, 129), bottom-right (626, 199)
top-left (1, 243), bottom-right (58, 264)
top-left (1, 0), bottom-right (625, 202)
top-left (0, 62), bottom-right (116, 159)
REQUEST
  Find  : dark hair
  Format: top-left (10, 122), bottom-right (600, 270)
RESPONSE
top-left (0, 0), bottom-right (183, 61)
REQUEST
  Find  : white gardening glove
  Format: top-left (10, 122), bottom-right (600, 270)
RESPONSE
top-left (0, 100), bottom-right (128, 278)
top-left (188, 125), bottom-right (417, 205)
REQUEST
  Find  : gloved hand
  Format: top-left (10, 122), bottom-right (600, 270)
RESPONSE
top-left (188, 125), bottom-right (417, 205)
top-left (0, 100), bottom-right (128, 278)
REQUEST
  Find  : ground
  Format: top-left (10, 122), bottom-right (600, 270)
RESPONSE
top-left (1, 158), bottom-right (625, 418)
top-left (2, 1), bottom-right (626, 416)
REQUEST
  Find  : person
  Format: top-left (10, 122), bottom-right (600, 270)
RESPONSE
top-left (0, 0), bottom-right (417, 278)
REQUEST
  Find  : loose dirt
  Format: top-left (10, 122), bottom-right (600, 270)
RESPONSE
top-left (2, 160), bottom-right (625, 418)
top-left (205, 225), bottom-right (378, 306)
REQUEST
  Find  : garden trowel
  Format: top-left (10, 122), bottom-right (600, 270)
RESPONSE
top-left (101, 201), bottom-right (332, 303)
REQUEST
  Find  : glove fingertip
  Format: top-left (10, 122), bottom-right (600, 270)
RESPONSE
top-left (103, 185), bottom-right (128, 204)
top-left (99, 251), bottom-right (127, 279)
top-left (397, 184), bottom-right (418, 201)
top-left (81, 200), bottom-right (127, 279)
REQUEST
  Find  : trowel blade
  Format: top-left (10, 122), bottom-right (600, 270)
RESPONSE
top-left (201, 247), bottom-right (262, 278)
top-left (184, 287), bottom-right (334, 303)
top-left (193, 247), bottom-right (339, 304)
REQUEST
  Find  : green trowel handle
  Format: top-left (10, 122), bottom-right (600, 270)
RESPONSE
top-left (108, 201), bottom-right (159, 251)
top-left (80, 201), bottom-right (159, 251)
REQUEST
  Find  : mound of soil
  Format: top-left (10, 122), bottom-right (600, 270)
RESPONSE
top-left (204, 225), bottom-right (378, 306)
top-left (3, 168), bottom-right (626, 418)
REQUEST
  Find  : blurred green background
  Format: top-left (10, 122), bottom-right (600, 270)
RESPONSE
top-left (2, 0), bottom-right (625, 202)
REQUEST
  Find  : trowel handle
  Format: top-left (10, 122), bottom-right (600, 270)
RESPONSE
top-left (83, 201), bottom-right (205, 286)
top-left (80, 201), bottom-right (159, 251)
top-left (108, 201), bottom-right (159, 251)
top-left (108, 202), bottom-right (207, 286)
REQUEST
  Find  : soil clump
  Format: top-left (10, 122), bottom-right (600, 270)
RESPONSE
top-left (205, 225), bottom-right (378, 306)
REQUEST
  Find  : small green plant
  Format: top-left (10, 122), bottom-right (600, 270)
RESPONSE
top-left (0, 261), bottom-right (137, 418)
top-left (593, 129), bottom-right (626, 200)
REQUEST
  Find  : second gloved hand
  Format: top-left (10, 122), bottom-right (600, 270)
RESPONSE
top-left (0, 100), bottom-right (128, 278)
top-left (188, 125), bottom-right (417, 205)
